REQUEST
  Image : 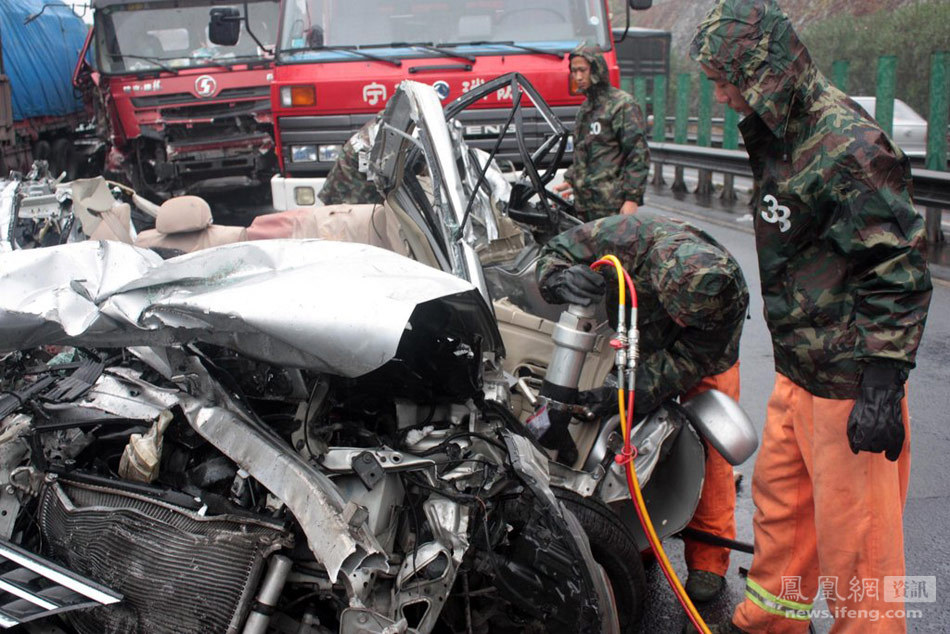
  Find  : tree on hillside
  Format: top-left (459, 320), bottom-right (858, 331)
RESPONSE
top-left (799, 0), bottom-right (950, 119)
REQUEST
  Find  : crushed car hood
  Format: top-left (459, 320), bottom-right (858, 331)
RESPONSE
top-left (0, 239), bottom-right (502, 375)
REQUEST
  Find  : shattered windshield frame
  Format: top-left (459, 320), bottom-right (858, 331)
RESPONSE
top-left (369, 73), bottom-right (577, 303)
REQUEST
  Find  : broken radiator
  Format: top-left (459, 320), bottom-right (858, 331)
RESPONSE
top-left (38, 478), bottom-right (290, 634)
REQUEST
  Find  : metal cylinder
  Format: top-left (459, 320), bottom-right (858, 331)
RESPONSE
top-left (242, 554), bottom-right (293, 634)
top-left (545, 304), bottom-right (598, 391)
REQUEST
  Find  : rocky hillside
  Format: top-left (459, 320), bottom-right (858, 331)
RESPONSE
top-left (610, 0), bottom-right (950, 117)
top-left (617, 0), bottom-right (929, 69)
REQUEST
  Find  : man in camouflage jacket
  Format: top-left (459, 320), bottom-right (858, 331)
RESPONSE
top-left (553, 45), bottom-right (650, 221)
top-left (537, 214), bottom-right (749, 601)
top-left (318, 116), bottom-right (384, 206)
top-left (691, 1), bottom-right (932, 632)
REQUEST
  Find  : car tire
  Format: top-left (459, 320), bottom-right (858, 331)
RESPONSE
top-left (555, 488), bottom-right (646, 632)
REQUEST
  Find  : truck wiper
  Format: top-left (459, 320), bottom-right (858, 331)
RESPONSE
top-left (384, 41), bottom-right (477, 64)
top-left (192, 54), bottom-right (273, 69)
top-left (444, 41), bottom-right (565, 60)
top-left (311, 45), bottom-right (402, 67)
top-left (108, 53), bottom-right (179, 75)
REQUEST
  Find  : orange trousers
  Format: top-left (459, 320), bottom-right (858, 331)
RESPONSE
top-left (682, 363), bottom-right (740, 576)
top-left (733, 373), bottom-right (911, 633)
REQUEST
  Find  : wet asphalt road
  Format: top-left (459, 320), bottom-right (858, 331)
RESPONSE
top-left (635, 186), bottom-right (950, 634)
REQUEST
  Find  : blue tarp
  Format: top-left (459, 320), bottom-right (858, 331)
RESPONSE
top-left (1, 0), bottom-right (89, 121)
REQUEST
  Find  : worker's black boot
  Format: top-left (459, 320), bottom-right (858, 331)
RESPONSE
top-left (685, 570), bottom-right (726, 603)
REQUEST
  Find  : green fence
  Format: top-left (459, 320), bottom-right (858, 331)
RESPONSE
top-left (624, 52), bottom-right (948, 171)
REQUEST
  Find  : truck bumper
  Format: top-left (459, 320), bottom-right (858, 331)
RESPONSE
top-left (165, 132), bottom-right (274, 181)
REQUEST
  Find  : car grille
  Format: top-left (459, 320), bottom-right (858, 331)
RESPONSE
top-left (38, 478), bottom-right (290, 634)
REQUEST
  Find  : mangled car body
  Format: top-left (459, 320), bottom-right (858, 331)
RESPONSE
top-left (0, 236), bottom-right (618, 633)
top-left (0, 76), bottom-right (756, 633)
top-left (0, 78), bottom-right (623, 630)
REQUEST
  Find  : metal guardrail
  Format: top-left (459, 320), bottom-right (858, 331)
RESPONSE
top-left (646, 142), bottom-right (950, 243)
top-left (649, 143), bottom-right (751, 178)
top-left (910, 167), bottom-right (950, 209)
top-left (649, 141), bottom-right (950, 208)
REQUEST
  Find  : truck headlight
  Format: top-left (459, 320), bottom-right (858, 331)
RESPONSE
top-left (280, 85), bottom-right (316, 107)
top-left (318, 144), bottom-right (341, 162)
top-left (291, 145), bottom-right (318, 163)
top-left (294, 186), bottom-right (316, 206)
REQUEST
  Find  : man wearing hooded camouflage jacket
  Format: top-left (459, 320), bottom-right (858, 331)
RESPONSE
top-left (537, 214), bottom-right (749, 600)
top-left (691, 1), bottom-right (932, 632)
top-left (554, 45), bottom-right (650, 221)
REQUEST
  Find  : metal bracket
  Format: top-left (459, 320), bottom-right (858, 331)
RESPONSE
top-left (351, 451), bottom-right (384, 490)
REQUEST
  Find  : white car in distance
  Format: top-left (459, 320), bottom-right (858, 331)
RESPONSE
top-left (851, 96), bottom-right (928, 158)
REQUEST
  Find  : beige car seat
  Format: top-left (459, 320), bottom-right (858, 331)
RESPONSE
top-left (246, 204), bottom-right (409, 257)
top-left (66, 177), bottom-right (135, 244)
top-left (134, 196), bottom-right (247, 253)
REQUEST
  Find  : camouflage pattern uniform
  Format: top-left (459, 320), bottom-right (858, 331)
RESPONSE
top-left (537, 214), bottom-right (748, 416)
top-left (565, 45), bottom-right (650, 222)
top-left (691, 2), bottom-right (932, 631)
top-left (318, 116), bottom-right (384, 206)
top-left (691, 0), bottom-right (931, 398)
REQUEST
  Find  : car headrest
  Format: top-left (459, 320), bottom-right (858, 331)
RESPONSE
top-left (156, 196), bottom-right (213, 234)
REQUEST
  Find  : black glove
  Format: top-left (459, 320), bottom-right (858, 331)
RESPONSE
top-left (847, 363), bottom-right (906, 462)
top-left (578, 385), bottom-right (619, 419)
top-left (542, 264), bottom-right (606, 306)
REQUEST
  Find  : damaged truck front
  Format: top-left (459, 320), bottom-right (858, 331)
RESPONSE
top-left (75, 0), bottom-right (279, 198)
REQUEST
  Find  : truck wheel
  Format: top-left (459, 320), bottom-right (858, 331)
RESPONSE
top-left (555, 488), bottom-right (646, 632)
top-left (32, 140), bottom-right (51, 165)
top-left (50, 139), bottom-right (75, 180)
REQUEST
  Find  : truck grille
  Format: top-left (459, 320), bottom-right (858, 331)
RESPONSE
top-left (278, 105), bottom-right (579, 177)
top-left (161, 99), bottom-right (270, 122)
top-left (38, 478), bottom-right (290, 634)
top-left (131, 86), bottom-right (271, 108)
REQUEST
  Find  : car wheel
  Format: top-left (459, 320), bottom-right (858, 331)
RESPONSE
top-left (555, 488), bottom-right (646, 632)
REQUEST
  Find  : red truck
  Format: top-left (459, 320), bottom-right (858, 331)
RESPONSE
top-left (0, 1), bottom-right (92, 179)
top-left (268, 0), bottom-right (652, 209)
top-left (75, 0), bottom-right (279, 198)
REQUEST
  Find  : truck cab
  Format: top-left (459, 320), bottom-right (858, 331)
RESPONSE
top-left (79, 0), bottom-right (279, 198)
top-left (270, 0), bottom-right (645, 210)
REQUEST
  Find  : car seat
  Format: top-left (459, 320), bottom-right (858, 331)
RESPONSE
top-left (134, 196), bottom-right (247, 252)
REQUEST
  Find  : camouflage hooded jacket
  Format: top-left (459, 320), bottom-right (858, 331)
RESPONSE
top-left (537, 215), bottom-right (749, 415)
top-left (318, 116), bottom-right (384, 206)
top-left (691, 0), bottom-right (931, 398)
top-left (565, 45), bottom-right (650, 221)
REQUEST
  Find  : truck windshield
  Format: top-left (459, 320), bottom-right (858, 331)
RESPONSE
top-left (96, 0), bottom-right (279, 74)
top-left (277, 0), bottom-right (610, 62)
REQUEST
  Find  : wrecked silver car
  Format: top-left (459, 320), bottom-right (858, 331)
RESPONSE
top-left (0, 240), bottom-right (617, 633)
top-left (0, 101), bottom-right (619, 634)
top-left (0, 75), bottom-right (757, 634)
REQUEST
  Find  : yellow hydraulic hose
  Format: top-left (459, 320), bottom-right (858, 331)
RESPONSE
top-left (591, 255), bottom-right (711, 634)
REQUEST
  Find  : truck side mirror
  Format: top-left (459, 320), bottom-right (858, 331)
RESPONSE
top-left (208, 7), bottom-right (241, 46)
top-left (629, 0), bottom-right (653, 9)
